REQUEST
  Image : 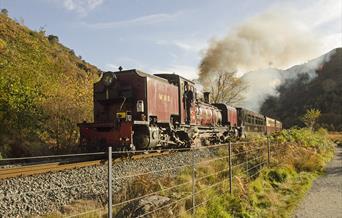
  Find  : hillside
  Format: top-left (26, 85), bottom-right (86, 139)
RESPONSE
top-left (240, 49), bottom-right (336, 112)
top-left (0, 12), bottom-right (100, 157)
top-left (260, 48), bottom-right (342, 130)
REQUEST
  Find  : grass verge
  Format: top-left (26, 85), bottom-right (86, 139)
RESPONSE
top-left (44, 128), bottom-right (335, 218)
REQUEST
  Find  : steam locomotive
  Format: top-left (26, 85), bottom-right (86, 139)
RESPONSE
top-left (78, 69), bottom-right (281, 151)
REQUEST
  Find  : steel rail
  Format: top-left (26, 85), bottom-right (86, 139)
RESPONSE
top-left (0, 152), bottom-right (105, 161)
top-left (0, 151), bottom-right (172, 180)
top-left (0, 160), bottom-right (104, 180)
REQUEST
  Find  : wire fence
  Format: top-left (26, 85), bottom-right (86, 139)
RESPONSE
top-left (66, 140), bottom-right (286, 218)
top-left (0, 139), bottom-right (289, 218)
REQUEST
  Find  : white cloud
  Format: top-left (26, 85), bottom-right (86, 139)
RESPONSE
top-left (270, 0), bottom-right (341, 52)
top-left (59, 0), bottom-right (103, 15)
top-left (105, 57), bottom-right (148, 72)
top-left (84, 11), bottom-right (183, 29)
top-left (103, 64), bottom-right (198, 82)
top-left (300, 0), bottom-right (341, 28)
top-left (104, 64), bottom-right (119, 71)
top-left (321, 32), bottom-right (342, 53)
top-left (156, 39), bottom-right (206, 53)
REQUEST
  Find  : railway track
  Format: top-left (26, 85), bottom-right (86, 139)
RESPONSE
top-left (0, 151), bottom-right (170, 180)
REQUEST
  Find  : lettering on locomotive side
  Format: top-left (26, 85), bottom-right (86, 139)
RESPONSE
top-left (159, 93), bottom-right (171, 102)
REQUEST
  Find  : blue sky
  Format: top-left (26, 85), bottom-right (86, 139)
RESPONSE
top-left (1, 0), bottom-right (341, 79)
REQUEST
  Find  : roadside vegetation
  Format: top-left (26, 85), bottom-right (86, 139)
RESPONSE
top-left (181, 128), bottom-right (335, 218)
top-left (0, 11), bottom-right (100, 158)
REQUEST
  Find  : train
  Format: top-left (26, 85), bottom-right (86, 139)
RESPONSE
top-left (78, 69), bottom-right (282, 151)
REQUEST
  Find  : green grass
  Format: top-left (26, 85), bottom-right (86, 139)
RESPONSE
top-left (178, 128), bottom-right (335, 218)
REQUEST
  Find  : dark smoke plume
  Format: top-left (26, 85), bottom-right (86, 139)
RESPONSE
top-left (199, 10), bottom-right (322, 84)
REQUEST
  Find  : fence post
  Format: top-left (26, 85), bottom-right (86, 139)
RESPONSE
top-left (228, 142), bottom-right (232, 194)
top-left (191, 150), bottom-right (196, 217)
top-left (267, 138), bottom-right (271, 166)
top-left (108, 146), bottom-right (113, 218)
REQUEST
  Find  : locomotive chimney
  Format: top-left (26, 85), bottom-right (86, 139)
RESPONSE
top-left (203, 92), bottom-right (210, 104)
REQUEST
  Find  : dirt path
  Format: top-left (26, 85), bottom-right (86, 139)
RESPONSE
top-left (293, 145), bottom-right (342, 218)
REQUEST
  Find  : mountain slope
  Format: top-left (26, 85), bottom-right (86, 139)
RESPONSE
top-left (240, 49), bottom-right (336, 112)
top-left (0, 13), bottom-right (100, 157)
top-left (260, 48), bottom-right (342, 130)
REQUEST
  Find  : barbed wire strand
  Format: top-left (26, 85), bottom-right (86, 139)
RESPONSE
top-left (242, 161), bottom-right (267, 175)
top-left (231, 154), bottom-right (264, 169)
top-left (183, 188), bottom-right (230, 215)
top-left (2, 141), bottom-right (289, 217)
top-left (232, 145), bottom-right (266, 155)
top-left (195, 146), bottom-right (266, 166)
top-left (196, 168), bottom-right (229, 182)
top-left (111, 180), bottom-right (192, 208)
top-left (3, 150), bottom-right (268, 198)
top-left (249, 166), bottom-right (265, 179)
top-left (194, 178), bottom-right (229, 196)
top-left (0, 140), bottom-right (264, 162)
top-left (112, 163), bottom-right (193, 180)
top-left (137, 194), bottom-right (193, 218)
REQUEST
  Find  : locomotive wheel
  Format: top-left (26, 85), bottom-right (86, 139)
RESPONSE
top-left (134, 133), bottom-right (150, 149)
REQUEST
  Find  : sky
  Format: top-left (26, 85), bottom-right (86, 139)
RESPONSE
top-left (1, 0), bottom-right (341, 79)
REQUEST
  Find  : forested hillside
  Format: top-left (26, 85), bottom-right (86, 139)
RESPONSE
top-left (261, 48), bottom-right (342, 130)
top-left (0, 12), bottom-right (100, 157)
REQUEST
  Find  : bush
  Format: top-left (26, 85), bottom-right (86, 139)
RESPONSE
top-left (1, 9), bottom-right (8, 16)
top-left (292, 151), bottom-right (325, 172)
top-left (267, 168), bottom-right (293, 184)
top-left (272, 127), bottom-right (332, 149)
top-left (48, 34), bottom-right (59, 43)
top-left (270, 128), bottom-right (334, 174)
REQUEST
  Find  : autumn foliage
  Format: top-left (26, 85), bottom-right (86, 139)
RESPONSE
top-left (0, 13), bottom-right (100, 157)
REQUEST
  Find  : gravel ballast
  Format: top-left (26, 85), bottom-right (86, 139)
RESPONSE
top-left (0, 148), bottom-right (218, 217)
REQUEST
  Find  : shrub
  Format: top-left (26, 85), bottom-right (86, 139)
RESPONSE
top-left (293, 151), bottom-right (325, 172)
top-left (267, 168), bottom-right (293, 184)
top-left (1, 9), bottom-right (8, 16)
top-left (48, 34), bottom-right (59, 43)
top-left (272, 128), bottom-right (332, 149)
top-left (301, 109), bottom-right (321, 130)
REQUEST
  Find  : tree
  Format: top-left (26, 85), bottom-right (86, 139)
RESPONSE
top-left (202, 71), bottom-right (247, 104)
top-left (301, 109), bottom-right (321, 130)
top-left (1, 9), bottom-right (8, 16)
top-left (48, 34), bottom-right (59, 43)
